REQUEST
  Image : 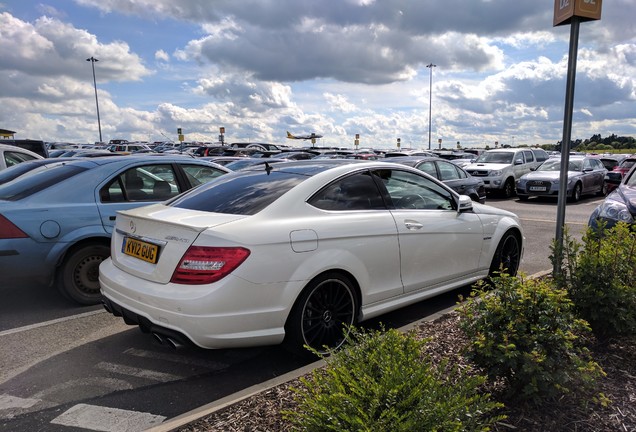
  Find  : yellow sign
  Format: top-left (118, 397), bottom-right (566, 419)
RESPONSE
top-left (178, 134), bottom-right (184, 142)
top-left (554, 0), bottom-right (602, 26)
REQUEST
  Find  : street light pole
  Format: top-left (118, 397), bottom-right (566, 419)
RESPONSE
top-left (426, 63), bottom-right (436, 150)
top-left (86, 56), bottom-right (102, 143)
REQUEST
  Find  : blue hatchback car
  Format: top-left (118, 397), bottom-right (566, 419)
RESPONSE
top-left (0, 155), bottom-right (229, 305)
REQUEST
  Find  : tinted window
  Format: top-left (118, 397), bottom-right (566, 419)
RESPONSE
top-left (437, 161), bottom-right (461, 181)
top-left (100, 165), bottom-right (180, 202)
top-left (309, 171), bottom-right (385, 211)
top-left (181, 164), bottom-right (227, 186)
top-left (0, 164), bottom-right (88, 201)
top-left (533, 149), bottom-right (548, 162)
top-left (522, 150), bottom-right (534, 163)
top-left (416, 161), bottom-right (438, 178)
top-left (4, 151), bottom-right (38, 168)
top-left (379, 169), bottom-right (455, 210)
top-left (171, 171), bottom-right (307, 215)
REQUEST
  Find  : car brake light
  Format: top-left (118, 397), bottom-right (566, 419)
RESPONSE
top-left (170, 246), bottom-right (250, 285)
top-left (0, 214), bottom-right (28, 239)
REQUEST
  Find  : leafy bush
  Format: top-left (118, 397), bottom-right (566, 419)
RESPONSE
top-left (458, 273), bottom-right (603, 403)
top-left (283, 326), bottom-right (504, 432)
top-left (552, 223), bottom-right (636, 340)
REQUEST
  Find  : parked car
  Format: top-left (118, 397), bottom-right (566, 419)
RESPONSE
top-left (0, 144), bottom-right (43, 171)
top-left (464, 148), bottom-right (549, 198)
top-left (1, 139), bottom-right (49, 158)
top-left (0, 156), bottom-right (230, 305)
top-left (100, 160), bottom-right (523, 354)
top-left (386, 156), bottom-right (486, 203)
top-left (589, 163), bottom-right (636, 230)
top-left (603, 157), bottom-right (636, 195)
top-left (516, 156), bottom-right (607, 202)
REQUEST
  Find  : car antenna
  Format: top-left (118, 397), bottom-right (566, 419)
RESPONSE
top-left (265, 162), bottom-right (272, 175)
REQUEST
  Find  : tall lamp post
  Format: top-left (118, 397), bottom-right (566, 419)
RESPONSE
top-left (426, 63), bottom-right (436, 150)
top-left (86, 56), bottom-right (102, 143)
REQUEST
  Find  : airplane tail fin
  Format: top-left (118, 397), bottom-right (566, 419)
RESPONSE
top-left (286, 131), bottom-right (295, 139)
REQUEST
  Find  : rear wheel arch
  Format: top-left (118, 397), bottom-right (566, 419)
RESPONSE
top-left (55, 237), bottom-right (111, 305)
top-left (489, 228), bottom-right (522, 277)
top-left (283, 269), bottom-right (361, 357)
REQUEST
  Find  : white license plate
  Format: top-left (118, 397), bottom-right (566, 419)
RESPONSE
top-left (529, 186), bottom-right (547, 192)
top-left (122, 237), bottom-right (159, 264)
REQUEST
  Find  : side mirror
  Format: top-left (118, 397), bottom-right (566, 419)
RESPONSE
top-left (514, 159), bottom-right (524, 165)
top-left (457, 194), bottom-right (473, 213)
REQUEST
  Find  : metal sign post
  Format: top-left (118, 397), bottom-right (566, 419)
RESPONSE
top-left (552, 0), bottom-right (602, 275)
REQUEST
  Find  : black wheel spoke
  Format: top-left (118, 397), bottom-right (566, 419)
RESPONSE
top-left (299, 278), bottom-right (356, 352)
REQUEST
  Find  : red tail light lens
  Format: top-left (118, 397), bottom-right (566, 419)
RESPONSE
top-left (170, 246), bottom-right (250, 285)
top-left (0, 214), bottom-right (28, 239)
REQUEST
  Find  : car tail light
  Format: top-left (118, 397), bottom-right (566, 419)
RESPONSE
top-left (170, 246), bottom-right (250, 285)
top-left (0, 214), bottom-right (28, 239)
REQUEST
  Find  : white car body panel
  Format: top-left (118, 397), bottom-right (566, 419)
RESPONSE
top-left (100, 161), bottom-right (524, 349)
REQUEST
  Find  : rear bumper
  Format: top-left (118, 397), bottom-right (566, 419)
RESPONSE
top-left (99, 258), bottom-right (295, 349)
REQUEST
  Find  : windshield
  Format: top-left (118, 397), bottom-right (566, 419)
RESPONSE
top-left (475, 152), bottom-right (514, 164)
top-left (537, 159), bottom-right (582, 172)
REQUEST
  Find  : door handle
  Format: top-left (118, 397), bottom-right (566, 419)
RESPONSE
top-left (404, 220), bottom-right (423, 230)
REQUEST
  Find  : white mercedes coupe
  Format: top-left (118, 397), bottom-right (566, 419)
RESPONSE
top-left (100, 160), bottom-right (523, 355)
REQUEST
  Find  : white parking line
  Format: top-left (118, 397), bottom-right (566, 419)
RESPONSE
top-left (0, 310), bottom-right (105, 337)
top-left (51, 403), bottom-right (165, 432)
top-left (0, 394), bottom-right (40, 410)
top-left (95, 362), bottom-right (183, 383)
top-left (519, 217), bottom-right (587, 226)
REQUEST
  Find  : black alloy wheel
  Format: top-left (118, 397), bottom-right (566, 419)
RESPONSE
top-left (285, 273), bottom-right (357, 357)
top-left (489, 231), bottom-right (521, 277)
top-left (570, 183), bottom-right (582, 202)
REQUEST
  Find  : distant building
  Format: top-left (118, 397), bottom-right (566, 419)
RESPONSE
top-left (0, 129), bottom-right (16, 139)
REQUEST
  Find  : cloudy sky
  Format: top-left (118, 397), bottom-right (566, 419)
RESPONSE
top-left (1, 1), bottom-right (635, 149)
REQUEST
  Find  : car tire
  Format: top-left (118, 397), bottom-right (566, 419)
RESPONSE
top-left (57, 243), bottom-right (110, 305)
top-left (284, 272), bottom-right (358, 357)
top-left (489, 231), bottom-right (521, 277)
top-left (502, 178), bottom-right (515, 198)
top-left (570, 183), bottom-right (582, 203)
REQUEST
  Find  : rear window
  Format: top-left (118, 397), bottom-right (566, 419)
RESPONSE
top-left (170, 170), bottom-right (308, 215)
top-left (0, 164), bottom-right (88, 201)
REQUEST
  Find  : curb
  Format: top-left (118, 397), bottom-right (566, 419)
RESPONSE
top-left (146, 270), bottom-right (551, 432)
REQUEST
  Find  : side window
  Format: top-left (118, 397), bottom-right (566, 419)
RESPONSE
top-left (437, 161), bottom-right (460, 181)
top-left (309, 171), bottom-right (385, 211)
top-left (583, 159), bottom-right (593, 170)
top-left (533, 150), bottom-right (548, 162)
top-left (182, 165), bottom-right (227, 186)
top-left (4, 151), bottom-right (37, 168)
top-left (379, 169), bottom-right (454, 210)
top-left (522, 150), bottom-right (534, 164)
top-left (100, 165), bottom-right (179, 202)
top-left (416, 161), bottom-right (438, 179)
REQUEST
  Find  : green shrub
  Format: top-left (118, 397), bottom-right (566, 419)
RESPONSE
top-left (552, 223), bottom-right (636, 339)
top-left (458, 273), bottom-right (603, 403)
top-left (283, 326), bottom-right (504, 432)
